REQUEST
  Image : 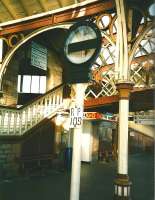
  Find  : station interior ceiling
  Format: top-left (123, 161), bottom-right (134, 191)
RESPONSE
top-left (0, 0), bottom-right (154, 114)
top-left (0, 0), bottom-right (84, 23)
top-left (0, 0), bottom-right (153, 24)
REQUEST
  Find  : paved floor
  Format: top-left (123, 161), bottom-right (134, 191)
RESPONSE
top-left (0, 153), bottom-right (154, 200)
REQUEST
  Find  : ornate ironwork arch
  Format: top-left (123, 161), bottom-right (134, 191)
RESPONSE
top-left (129, 23), bottom-right (154, 65)
top-left (0, 23), bottom-right (73, 89)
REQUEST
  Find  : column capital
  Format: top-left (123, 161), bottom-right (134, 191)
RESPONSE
top-left (116, 82), bottom-right (134, 99)
top-left (116, 81), bottom-right (134, 90)
top-left (72, 83), bottom-right (88, 94)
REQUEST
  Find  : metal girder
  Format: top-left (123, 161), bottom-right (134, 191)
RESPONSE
top-left (0, 0), bottom-right (114, 36)
top-left (84, 88), bottom-right (154, 112)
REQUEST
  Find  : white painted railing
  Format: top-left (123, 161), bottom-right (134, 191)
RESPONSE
top-left (0, 85), bottom-right (64, 136)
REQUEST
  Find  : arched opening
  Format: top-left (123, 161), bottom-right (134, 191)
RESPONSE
top-left (1, 25), bottom-right (71, 106)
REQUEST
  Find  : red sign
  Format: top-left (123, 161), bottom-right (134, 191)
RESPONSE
top-left (84, 112), bottom-right (103, 120)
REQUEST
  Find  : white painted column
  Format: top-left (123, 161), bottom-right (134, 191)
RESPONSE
top-left (118, 99), bottom-right (129, 174)
top-left (0, 39), bottom-right (3, 64)
top-left (55, 125), bottom-right (62, 155)
top-left (67, 129), bottom-right (72, 147)
top-left (0, 39), bottom-right (3, 93)
top-left (114, 0), bottom-right (133, 198)
top-left (70, 83), bottom-right (87, 200)
top-left (114, 84), bottom-right (132, 200)
top-left (81, 120), bottom-right (93, 162)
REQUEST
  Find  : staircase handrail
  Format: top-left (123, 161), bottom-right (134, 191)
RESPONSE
top-left (0, 84), bottom-right (64, 136)
top-left (0, 84), bottom-right (64, 111)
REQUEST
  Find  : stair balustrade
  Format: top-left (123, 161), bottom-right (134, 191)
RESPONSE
top-left (0, 85), bottom-right (64, 136)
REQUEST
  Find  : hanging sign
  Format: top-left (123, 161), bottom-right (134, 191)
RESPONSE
top-left (84, 112), bottom-right (103, 120)
top-left (31, 41), bottom-right (47, 70)
top-left (69, 106), bottom-right (83, 128)
top-left (84, 112), bottom-right (117, 121)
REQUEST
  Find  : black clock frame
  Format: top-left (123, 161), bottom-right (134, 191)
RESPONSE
top-left (63, 20), bottom-right (102, 67)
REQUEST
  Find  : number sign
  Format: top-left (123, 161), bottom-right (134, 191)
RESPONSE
top-left (69, 106), bottom-right (83, 128)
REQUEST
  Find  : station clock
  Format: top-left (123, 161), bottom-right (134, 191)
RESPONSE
top-left (63, 21), bottom-right (102, 83)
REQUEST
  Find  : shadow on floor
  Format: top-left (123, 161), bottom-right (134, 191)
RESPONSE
top-left (0, 153), bottom-right (154, 200)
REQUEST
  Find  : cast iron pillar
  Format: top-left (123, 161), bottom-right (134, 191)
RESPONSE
top-left (0, 39), bottom-right (3, 95)
top-left (114, 82), bottom-right (133, 200)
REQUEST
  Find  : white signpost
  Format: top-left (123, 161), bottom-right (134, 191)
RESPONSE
top-left (63, 21), bottom-right (102, 200)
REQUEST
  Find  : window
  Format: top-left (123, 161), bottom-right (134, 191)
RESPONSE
top-left (40, 76), bottom-right (46, 93)
top-left (22, 75), bottom-right (31, 93)
top-left (17, 75), bottom-right (46, 94)
top-left (31, 76), bottom-right (39, 93)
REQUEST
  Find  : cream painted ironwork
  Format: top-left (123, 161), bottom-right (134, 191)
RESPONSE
top-left (85, 13), bottom-right (117, 99)
top-left (85, 14), bottom-right (155, 99)
top-left (0, 14), bottom-right (154, 101)
top-left (0, 85), bottom-right (63, 136)
top-left (130, 27), bottom-right (155, 88)
top-left (0, 23), bottom-right (72, 90)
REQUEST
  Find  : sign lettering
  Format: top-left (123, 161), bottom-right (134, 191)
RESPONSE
top-left (69, 106), bottom-right (83, 128)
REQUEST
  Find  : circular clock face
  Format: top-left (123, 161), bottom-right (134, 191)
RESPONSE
top-left (64, 22), bottom-right (101, 65)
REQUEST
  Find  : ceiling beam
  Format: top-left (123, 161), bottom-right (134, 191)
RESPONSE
top-left (84, 88), bottom-right (154, 110)
top-left (38, 0), bottom-right (47, 12)
top-left (84, 95), bottom-right (119, 108)
top-left (18, 0), bottom-right (29, 16)
top-left (57, 0), bottom-right (63, 7)
top-left (0, 0), bottom-right (15, 20)
top-left (74, 0), bottom-right (80, 3)
top-left (0, 0), bottom-right (114, 36)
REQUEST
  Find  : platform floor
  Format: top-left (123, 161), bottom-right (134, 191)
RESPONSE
top-left (0, 153), bottom-right (154, 200)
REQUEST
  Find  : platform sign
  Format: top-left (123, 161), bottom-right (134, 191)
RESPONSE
top-left (69, 106), bottom-right (83, 128)
top-left (84, 112), bottom-right (117, 122)
top-left (84, 112), bottom-right (103, 120)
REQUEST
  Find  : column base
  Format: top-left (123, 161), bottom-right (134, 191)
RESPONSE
top-left (114, 174), bottom-right (132, 200)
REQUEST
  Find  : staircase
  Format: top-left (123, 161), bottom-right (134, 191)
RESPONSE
top-left (129, 121), bottom-right (155, 139)
top-left (0, 85), bottom-right (64, 136)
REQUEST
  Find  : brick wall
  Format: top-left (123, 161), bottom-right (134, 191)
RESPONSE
top-left (0, 143), bottom-right (21, 178)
